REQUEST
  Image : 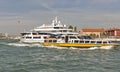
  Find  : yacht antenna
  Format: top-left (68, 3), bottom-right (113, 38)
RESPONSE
top-left (55, 16), bottom-right (58, 23)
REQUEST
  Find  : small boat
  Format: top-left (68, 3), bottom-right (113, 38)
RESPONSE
top-left (20, 32), bottom-right (51, 43)
top-left (41, 35), bottom-right (119, 48)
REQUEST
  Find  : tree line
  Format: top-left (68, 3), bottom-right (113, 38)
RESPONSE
top-left (68, 25), bottom-right (77, 32)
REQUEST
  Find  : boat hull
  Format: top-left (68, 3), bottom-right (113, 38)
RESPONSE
top-left (42, 42), bottom-right (119, 48)
top-left (20, 39), bottom-right (44, 43)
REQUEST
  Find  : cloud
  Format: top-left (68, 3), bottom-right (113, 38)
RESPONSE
top-left (91, 0), bottom-right (119, 4)
top-left (0, 0), bottom-right (120, 35)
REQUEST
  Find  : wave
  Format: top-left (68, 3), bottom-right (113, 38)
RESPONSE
top-left (5, 42), bottom-right (113, 50)
top-left (6, 42), bottom-right (42, 47)
top-left (0, 42), bottom-right (8, 45)
top-left (1, 40), bottom-right (113, 50)
top-left (99, 46), bottom-right (113, 50)
top-left (44, 46), bottom-right (113, 50)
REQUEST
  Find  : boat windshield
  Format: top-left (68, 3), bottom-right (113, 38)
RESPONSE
top-left (69, 36), bottom-right (77, 39)
top-left (78, 36), bottom-right (92, 39)
top-left (103, 41), bottom-right (107, 44)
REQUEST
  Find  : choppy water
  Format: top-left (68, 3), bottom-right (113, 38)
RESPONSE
top-left (0, 39), bottom-right (120, 72)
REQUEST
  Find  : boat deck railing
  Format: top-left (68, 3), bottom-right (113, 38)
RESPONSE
top-left (69, 39), bottom-right (111, 44)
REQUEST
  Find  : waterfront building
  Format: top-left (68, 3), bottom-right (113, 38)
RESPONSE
top-left (80, 28), bottom-right (105, 38)
top-left (0, 33), bottom-right (8, 39)
top-left (105, 28), bottom-right (120, 38)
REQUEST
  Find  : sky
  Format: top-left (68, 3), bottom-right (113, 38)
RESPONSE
top-left (0, 0), bottom-right (120, 35)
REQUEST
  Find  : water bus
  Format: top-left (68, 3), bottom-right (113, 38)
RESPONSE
top-left (41, 35), bottom-right (119, 48)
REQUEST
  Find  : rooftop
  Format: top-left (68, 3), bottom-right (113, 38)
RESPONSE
top-left (81, 28), bottom-right (105, 32)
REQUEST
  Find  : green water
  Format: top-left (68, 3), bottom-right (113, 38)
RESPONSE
top-left (0, 39), bottom-right (120, 72)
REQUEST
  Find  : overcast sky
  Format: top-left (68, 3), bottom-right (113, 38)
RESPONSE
top-left (0, 0), bottom-right (120, 35)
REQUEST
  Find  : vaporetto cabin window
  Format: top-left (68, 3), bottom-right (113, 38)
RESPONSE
top-left (32, 33), bottom-right (38, 35)
top-left (63, 30), bottom-right (67, 32)
top-left (69, 36), bottom-right (76, 39)
top-left (97, 41), bottom-right (102, 44)
top-left (53, 40), bottom-right (57, 42)
top-left (85, 41), bottom-right (89, 43)
top-left (91, 41), bottom-right (95, 43)
top-left (80, 40), bottom-right (84, 43)
top-left (44, 37), bottom-right (47, 39)
top-left (103, 41), bottom-right (107, 44)
top-left (45, 40), bottom-right (47, 42)
top-left (33, 37), bottom-right (41, 39)
top-left (49, 40), bottom-right (52, 42)
top-left (74, 40), bottom-right (79, 43)
top-left (26, 37), bottom-right (32, 39)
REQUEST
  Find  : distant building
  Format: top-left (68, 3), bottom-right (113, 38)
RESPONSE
top-left (80, 28), bottom-right (105, 38)
top-left (0, 33), bottom-right (8, 38)
top-left (105, 28), bottom-right (120, 37)
top-left (0, 33), bottom-right (20, 39)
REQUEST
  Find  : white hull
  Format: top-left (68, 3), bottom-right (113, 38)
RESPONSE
top-left (20, 39), bottom-right (45, 43)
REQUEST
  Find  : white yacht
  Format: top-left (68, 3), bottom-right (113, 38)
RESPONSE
top-left (20, 17), bottom-right (79, 43)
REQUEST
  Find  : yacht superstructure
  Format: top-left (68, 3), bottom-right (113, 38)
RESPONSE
top-left (32, 17), bottom-right (78, 35)
top-left (20, 17), bottom-right (79, 43)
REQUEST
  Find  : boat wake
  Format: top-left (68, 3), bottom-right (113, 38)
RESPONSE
top-left (99, 46), bottom-right (113, 50)
top-left (43, 46), bottom-right (113, 50)
top-left (2, 41), bottom-right (113, 50)
top-left (6, 42), bottom-right (42, 47)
